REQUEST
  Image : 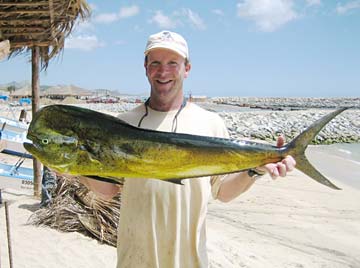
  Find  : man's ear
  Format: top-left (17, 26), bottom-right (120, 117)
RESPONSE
top-left (144, 61), bottom-right (148, 76)
top-left (184, 63), bottom-right (191, 78)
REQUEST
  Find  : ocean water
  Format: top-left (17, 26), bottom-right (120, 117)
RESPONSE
top-left (197, 103), bottom-right (258, 113)
top-left (306, 143), bottom-right (360, 190)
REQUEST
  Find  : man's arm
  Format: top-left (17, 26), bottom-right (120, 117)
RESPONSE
top-left (216, 136), bottom-right (296, 203)
top-left (78, 176), bottom-right (121, 201)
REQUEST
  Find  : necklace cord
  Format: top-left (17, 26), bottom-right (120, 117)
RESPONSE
top-left (137, 98), bottom-right (150, 128)
top-left (137, 97), bottom-right (187, 133)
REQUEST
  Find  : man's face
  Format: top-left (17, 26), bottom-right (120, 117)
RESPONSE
top-left (145, 48), bottom-right (191, 103)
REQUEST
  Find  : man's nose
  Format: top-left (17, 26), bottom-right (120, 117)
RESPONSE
top-left (156, 64), bottom-right (170, 74)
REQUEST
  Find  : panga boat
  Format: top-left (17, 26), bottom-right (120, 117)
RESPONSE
top-left (0, 116), bottom-right (28, 134)
top-left (0, 128), bottom-right (32, 158)
top-left (0, 161), bottom-right (34, 195)
top-left (0, 118), bottom-right (32, 158)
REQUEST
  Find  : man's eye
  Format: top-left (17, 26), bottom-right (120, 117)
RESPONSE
top-left (150, 62), bottom-right (160, 67)
top-left (169, 62), bottom-right (178, 67)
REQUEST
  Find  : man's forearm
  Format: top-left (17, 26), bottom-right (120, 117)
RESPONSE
top-left (216, 171), bottom-right (256, 202)
top-left (78, 176), bottom-right (121, 201)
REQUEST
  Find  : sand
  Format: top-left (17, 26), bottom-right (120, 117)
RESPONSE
top-left (207, 171), bottom-right (360, 268)
top-left (0, 149), bottom-right (359, 268)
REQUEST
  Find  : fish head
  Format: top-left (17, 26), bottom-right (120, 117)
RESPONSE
top-left (24, 105), bottom-right (82, 172)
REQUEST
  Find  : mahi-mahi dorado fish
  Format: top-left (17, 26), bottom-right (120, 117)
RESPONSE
top-left (24, 105), bottom-right (347, 190)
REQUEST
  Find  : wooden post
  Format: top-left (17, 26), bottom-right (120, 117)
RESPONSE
top-left (31, 46), bottom-right (42, 197)
top-left (5, 202), bottom-right (13, 268)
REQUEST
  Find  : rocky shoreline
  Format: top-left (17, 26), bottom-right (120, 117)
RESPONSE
top-left (208, 97), bottom-right (359, 144)
top-left (213, 97), bottom-right (360, 110)
top-left (218, 109), bottom-right (359, 144)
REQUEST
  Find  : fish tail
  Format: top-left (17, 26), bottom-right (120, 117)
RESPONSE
top-left (284, 108), bottom-right (348, 190)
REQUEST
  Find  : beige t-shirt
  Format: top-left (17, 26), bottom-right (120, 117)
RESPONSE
top-left (116, 102), bottom-right (229, 268)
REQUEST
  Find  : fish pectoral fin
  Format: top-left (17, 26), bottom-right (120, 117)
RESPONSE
top-left (162, 179), bottom-right (184, 185)
top-left (85, 175), bottom-right (123, 185)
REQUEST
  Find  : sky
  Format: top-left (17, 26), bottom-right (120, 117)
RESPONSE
top-left (1, 0), bottom-right (359, 97)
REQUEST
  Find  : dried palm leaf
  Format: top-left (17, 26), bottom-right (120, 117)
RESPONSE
top-left (29, 174), bottom-right (121, 247)
top-left (0, 0), bottom-right (91, 69)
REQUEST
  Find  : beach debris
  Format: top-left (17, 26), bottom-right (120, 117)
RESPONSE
top-left (24, 105), bottom-right (346, 189)
top-left (28, 174), bottom-right (121, 247)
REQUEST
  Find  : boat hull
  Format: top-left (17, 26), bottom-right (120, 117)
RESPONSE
top-left (0, 163), bottom-right (34, 195)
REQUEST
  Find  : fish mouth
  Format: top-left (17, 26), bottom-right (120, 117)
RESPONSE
top-left (23, 142), bottom-right (37, 155)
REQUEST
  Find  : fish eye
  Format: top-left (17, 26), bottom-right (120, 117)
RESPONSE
top-left (42, 139), bottom-right (49, 144)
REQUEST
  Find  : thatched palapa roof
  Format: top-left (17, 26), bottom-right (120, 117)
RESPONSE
top-left (0, 0), bottom-right (91, 68)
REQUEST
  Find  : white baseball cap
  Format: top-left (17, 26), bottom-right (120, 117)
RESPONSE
top-left (144, 30), bottom-right (189, 59)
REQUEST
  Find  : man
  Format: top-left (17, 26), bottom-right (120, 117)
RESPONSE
top-left (81, 30), bottom-right (296, 267)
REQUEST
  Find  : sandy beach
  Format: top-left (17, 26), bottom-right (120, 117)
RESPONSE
top-left (0, 147), bottom-right (359, 268)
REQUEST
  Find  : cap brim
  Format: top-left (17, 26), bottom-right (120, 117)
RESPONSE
top-left (144, 45), bottom-right (187, 59)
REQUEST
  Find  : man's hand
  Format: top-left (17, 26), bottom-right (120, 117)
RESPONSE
top-left (257, 135), bottom-right (296, 180)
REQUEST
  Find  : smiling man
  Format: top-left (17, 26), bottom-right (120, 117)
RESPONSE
top-left (80, 30), bottom-right (295, 268)
top-left (143, 31), bottom-right (191, 112)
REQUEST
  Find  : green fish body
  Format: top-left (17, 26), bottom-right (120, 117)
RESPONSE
top-left (24, 105), bottom-right (347, 189)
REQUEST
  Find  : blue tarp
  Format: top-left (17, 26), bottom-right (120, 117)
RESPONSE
top-left (19, 98), bottom-right (31, 105)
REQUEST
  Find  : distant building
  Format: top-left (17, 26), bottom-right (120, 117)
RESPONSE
top-left (188, 94), bottom-right (208, 102)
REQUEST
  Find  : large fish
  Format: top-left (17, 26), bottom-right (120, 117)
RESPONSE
top-left (24, 105), bottom-right (347, 190)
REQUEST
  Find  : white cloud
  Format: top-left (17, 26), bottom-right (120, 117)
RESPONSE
top-left (93, 13), bottom-right (118, 24)
top-left (65, 35), bottom-right (105, 51)
top-left (237, 0), bottom-right (298, 32)
top-left (212, 9), bottom-right (225, 16)
top-left (150, 10), bottom-right (178, 29)
top-left (336, 1), bottom-right (360, 14)
top-left (88, 3), bottom-right (97, 11)
top-left (92, 5), bottom-right (139, 24)
top-left (306, 0), bottom-right (321, 6)
top-left (119, 5), bottom-right (140, 18)
top-left (74, 20), bottom-right (94, 34)
top-left (182, 9), bottom-right (206, 30)
top-left (150, 9), bottom-right (206, 30)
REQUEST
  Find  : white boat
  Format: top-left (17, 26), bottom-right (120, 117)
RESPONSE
top-left (0, 115), bottom-right (29, 134)
top-left (0, 161), bottom-right (34, 195)
top-left (0, 128), bottom-right (32, 158)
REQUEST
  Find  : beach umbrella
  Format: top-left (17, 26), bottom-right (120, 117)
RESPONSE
top-left (0, 0), bottom-right (91, 197)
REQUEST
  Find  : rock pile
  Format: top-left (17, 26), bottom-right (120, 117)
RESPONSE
top-left (213, 97), bottom-right (360, 110)
top-left (219, 109), bottom-right (360, 144)
top-left (78, 102), bottom-right (360, 145)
